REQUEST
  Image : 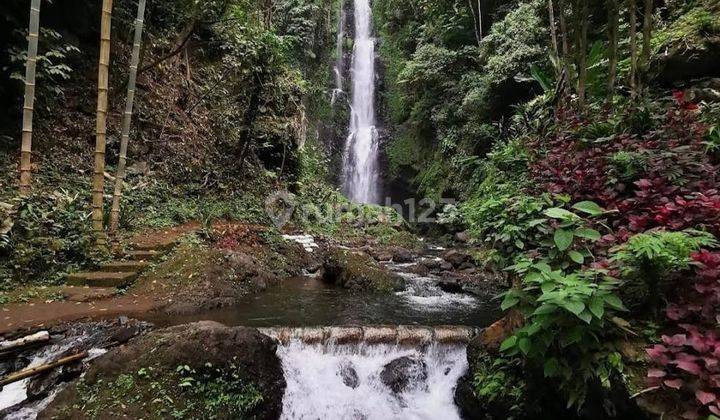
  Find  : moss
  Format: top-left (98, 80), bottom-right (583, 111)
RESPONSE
top-left (652, 3), bottom-right (720, 53)
top-left (68, 361), bottom-right (263, 419)
top-left (324, 248), bottom-right (404, 293)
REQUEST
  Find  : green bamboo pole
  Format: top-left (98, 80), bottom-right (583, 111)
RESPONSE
top-left (92, 0), bottom-right (114, 246)
top-left (19, 0), bottom-right (42, 196)
top-left (109, 0), bottom-right (146, 235)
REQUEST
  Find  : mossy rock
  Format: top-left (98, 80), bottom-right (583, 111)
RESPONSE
top-left (41, 322), bottom-right (285, 419)
top-left (322, 248), bottom-right (404, 293)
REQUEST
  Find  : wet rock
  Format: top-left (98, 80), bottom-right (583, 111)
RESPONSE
top-left (338, 360), bottom-right (359, 389)
top-left (41, 321), bottom-right (285, 420)
top-left (440, 261), bottom-right (453, 271)
top-left (323, 249), bottom-right (404, 293)
top-left (380, 356), bottom-right (428, 393)
top-left (390, 247), bottom-right (413, 263)
top-left (438, 273), bottom-right (465, 293)
top-left (654, 42), bottom-right (720, 86)
top-left (454, 231), bottom-right (470, 243)
top-left (27, 359), bottom-right (83, 400)
top-left (458, 261), bottom-right (476, 271)
top-left (442, 250), bottom-right (472, 268)
top-left (408, 263), bottom-right (430, 277)
top-left (421, 258), bottom-right (441, 270)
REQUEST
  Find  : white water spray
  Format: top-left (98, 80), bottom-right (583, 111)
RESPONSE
top-left (278, 341), bottom-right (467, 419)
top-left (342, 0), bottom-right (380, 204)
top-left (331, 5), bottom-right (346, 106)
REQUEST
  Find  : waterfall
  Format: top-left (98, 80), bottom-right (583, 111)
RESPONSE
top-left (341, 0), bottom-right (380, 204)
top-left (331, 5), bottom-right (345, 106)
top-left (277, 341), bottom-right (467, 419)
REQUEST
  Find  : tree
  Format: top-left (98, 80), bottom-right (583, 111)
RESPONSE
top-left (91, 0), bottom-right (114, 246)
top-left (109, 0), bottom-right (146, 235)
top-left (548, 0), bottom-right (561, 78)
top-left (19, 0), bottom-right (42, 196)
top-left (628, 0), bottom-right (638, 98)
top-left (574, 0), bottom-right (589, 108)
top-left (638, 0), bottom-right (653, 94)
top-left (606, 0), bottom-right (620, 104)
top-left (467, 0), bottom-right (482, 47)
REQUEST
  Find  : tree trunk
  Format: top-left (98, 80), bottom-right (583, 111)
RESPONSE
top-left (109, 0), bottom-right (146, 235)
top-left (628, 0), bottom-right (638, 98)
top-left (548, 0), bottom-right (561, 77)
top-left (92, 0), bottom-right (114, 246)
top-left (477, 0), bottom-right (483, 40)
top-left (639, 0), bottom-right (653, 93)
top-left (467, 0), bottom-right (482, 47)
top-left (558, 0), bottom-right (576, 94)
top-left (19, 0), bottom-right (41, 196)
top-left (575, 0), bottom-right (589, 108)
top-left (606, 0), bottom-right (620, 105)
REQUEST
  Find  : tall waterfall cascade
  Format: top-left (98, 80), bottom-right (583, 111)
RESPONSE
top-left (341, 0), bottom-right (380, 204)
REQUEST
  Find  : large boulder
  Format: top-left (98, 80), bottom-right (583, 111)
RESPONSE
top-left (380, 356), bottom-right (428, 393)
top-left (442, 250), bottom-right (473, 268)
top-left (40, 321), bottom-right (285, 420)
top-left (323, 249), bottom-right (404, 292)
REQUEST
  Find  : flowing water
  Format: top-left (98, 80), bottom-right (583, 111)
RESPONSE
top-left (277, 341), bottom-right (467, 420)
top-left (341, 0), bottom-right (380, 204)
top-left (330, 5), bottom-right (345, 106)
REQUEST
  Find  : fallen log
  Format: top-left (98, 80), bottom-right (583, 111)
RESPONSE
top-left (0, 351), bottom-right (88, 388)
top-left (0, 331), bottom-right (50, 352)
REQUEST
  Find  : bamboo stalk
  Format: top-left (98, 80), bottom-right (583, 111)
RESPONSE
top-left (0, 351), bottom-right (87, 388)
top-left (109, 0), bottom-right (146, 235)
top-left (92, 0), bottom-right (114, 246)
top-left (19, 0), bottom-right (42, 196)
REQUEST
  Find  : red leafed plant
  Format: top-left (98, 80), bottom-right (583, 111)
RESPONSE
top-left (529, 94), bottom-right (720, 243)
top-left (646, 250), bottom-right (720, 418)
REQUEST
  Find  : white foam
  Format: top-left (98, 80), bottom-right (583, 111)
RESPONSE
top-left (278, 341), bottom-right (467, 419)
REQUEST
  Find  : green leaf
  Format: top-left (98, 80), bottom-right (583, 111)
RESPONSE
top-left (604, 294), bottom-right (627, 311)
top-left (571, 201), bottom-right (604, 216)
top-left (554, 229), bottom-right (574, 251)
top-left (574, 228), bottom-right (601, 241)
top-left (501, 295), bottom-right (520, 311)
top-left (533, 304), bottom-right (557, 315)
top-left (544, 208), bottom-right (577, 220)
top-left (518, 337), bottom-right (531, 355)
top-left (577, 310), bottom-right (593, 324)
top-left (589, 296), bottom-right (605, 319)
top-left (500, 336), bottom-right (518, 352)
top-left (568, 250), bottom-right (584, 264)
top-left (544, 358), bottom-right (560, 377)
top-left (530, 64), bottom-right (553, 92)
top-left (563, 300), bottom-right (585, 315)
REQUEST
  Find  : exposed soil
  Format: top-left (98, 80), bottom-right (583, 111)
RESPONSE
top-left (0, 222), bottom-right (313, 336)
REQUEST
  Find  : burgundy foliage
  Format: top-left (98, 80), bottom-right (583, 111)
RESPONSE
top-left (530, 94), bottom-right (720, 242)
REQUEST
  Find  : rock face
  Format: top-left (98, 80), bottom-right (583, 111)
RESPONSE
top-left (162, 250), bottom-right (280, 315)
top-left (323, 248), bottom-right (404, 292)
top-left (339, 360), bottom-right (360, 389)
top-left (40, 321), bottom-right (286, 420)
top-left (380, 356), bottom-right (428, 393)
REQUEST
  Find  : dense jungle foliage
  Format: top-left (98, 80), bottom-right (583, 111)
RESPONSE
top-left (372, 0), bottom-right (720, 415)
top-left (1, 0), bottom-right (720, 417)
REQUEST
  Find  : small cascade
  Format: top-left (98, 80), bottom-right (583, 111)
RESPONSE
top-left (276, 340), bottom-right (468, 419)
top-left (330, 4), bottom-right (346, 106)
top-left (341, 0), bottom-right (380, 204)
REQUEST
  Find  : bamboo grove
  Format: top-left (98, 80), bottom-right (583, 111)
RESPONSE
top-left (16, 0), bottom-right (147, 246)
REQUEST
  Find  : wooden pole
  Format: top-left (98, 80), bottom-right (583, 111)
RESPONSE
top-left (19, 0), bottom-right (42, 196)
top-left (92, 0), bottom-right (114, 246)
top-left (0, 351), bottom-right (87, 388)
top-left (109, 0), bottom-right (146, 235)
